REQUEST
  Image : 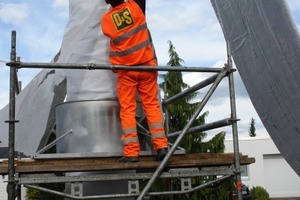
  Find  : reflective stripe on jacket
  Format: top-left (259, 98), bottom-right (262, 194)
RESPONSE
top-left (102, 0), bottom-right (156, 66)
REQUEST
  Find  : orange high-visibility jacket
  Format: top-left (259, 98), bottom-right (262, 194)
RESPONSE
top-left (101, 0), bottom-right (168, 157)
top-left (101, 0), bottom-right (156, 66)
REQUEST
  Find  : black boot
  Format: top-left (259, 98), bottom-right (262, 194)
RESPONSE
top-left (118, 156), bottom-right (139, 163)
top-left (156, 148), bottom-right (168, 161)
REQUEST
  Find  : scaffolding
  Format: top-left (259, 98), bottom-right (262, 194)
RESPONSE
top-left (3, 30), bottom-right (254, 200)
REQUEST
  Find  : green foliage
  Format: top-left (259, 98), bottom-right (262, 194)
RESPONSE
top-left (155, 41), bottom-right (233, 200)
top-left (166, 40), bottom-right (185, 67)
top-left (149, 177), bottom-right (233, 200)
top-left (249, 118), bottom-right (256, 137)
top-left (159, 41), bottom-right (204, 135)
top-left (201, 132), bottom-right (226, 153)
top-left (250, 186), bottom-right (270, 200)
top-left (25, 184), bottom-right (64, 200)
top-left (26, 187), bottom-right (41, 200)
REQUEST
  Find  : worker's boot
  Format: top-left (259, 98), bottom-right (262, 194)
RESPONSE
top-left (118, 156), bottom-right (139, 163)
top-left (156, 148), bottom-right (168, 161)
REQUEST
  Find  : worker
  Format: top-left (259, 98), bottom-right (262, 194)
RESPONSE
top-left (101, 0), bottom-right (169, 162)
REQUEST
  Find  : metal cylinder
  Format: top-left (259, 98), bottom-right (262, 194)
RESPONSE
top-left (56, 100), bottom-right (134, 200)
top-left (56, 100), bottom-right (123, 154)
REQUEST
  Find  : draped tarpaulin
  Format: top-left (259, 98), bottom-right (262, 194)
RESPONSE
top-left (0, 0), bottom-right (118, 157)
top-left (211, 0), bottom-right (300, 176)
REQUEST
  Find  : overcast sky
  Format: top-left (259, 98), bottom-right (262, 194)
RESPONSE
top-left (0, 0), bottom-right (299, 139)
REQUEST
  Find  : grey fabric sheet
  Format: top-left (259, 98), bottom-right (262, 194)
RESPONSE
top-left (0, 69), bottom-right (66, 156)
top-left (211, 0), bottom-right (300, 176)
top-left (0, 0), bottom-right (117, 156)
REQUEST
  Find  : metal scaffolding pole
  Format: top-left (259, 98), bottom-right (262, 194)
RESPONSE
top-left (6, 30), bottom-right (17, 200)
top-left (226, 42), bottom-right (242, 200)
top-left (7, 61), bottom-right (224, 73)
top-left (167, 118), bottom-right (231, 138)
top-left (163, 73), bottom-right (219, 106)
top-left (3, 31), bottom-right (249, 200)
top-left (137, 67), bottom-right (228, 200)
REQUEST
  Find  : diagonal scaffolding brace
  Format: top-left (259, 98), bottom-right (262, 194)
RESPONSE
top-left (5, 30), bottom-right (244, 200)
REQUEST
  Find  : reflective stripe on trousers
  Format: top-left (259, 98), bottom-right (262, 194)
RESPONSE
top-left (121, 127), bottom-right (140, 157)
top-left (117, 69), bottom-right (168, 157)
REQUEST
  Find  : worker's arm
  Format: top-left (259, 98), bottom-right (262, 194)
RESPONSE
top-left (134, 0), bottom-right (145, 14)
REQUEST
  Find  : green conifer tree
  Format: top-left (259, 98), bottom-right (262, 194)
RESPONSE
top-left (249, 118), bottom-right (256, 137)
top-left (150, 41), bottom-right (231, 200)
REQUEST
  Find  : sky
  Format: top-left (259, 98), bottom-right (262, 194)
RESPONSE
top-left (0, 0), bottom-right (300, 139)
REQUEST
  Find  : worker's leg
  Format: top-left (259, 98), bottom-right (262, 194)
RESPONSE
top-left (138, 71), bottom-right (168, 151)
top-left (117, 70), bottom-right (140, 157)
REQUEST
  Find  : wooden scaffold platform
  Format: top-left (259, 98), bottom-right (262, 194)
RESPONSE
top-left (0, 152), bottom-right (255, 199)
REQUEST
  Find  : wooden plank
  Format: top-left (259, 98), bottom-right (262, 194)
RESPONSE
top-left (0, 153), bottom-right (255, 174)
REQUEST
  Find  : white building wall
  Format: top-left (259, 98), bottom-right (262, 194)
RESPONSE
top-left (0, 176), bottom-right (7, 199)
top-left (225, 136), bottom-right (300, 198)
top-left (0, 176), bottom-right (26, 199)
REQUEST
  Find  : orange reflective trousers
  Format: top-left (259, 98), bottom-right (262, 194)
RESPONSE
top-left (117, 66), bottom-right (168, 157)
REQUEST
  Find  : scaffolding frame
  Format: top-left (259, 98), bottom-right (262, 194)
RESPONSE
top-left (5, 30), bottom-right (244, 200)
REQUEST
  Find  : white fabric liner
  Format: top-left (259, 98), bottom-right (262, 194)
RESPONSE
top-left (0, 0), bottom-right (118, 156)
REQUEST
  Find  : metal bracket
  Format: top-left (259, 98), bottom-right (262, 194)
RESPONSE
top-left (128, 180), bottom-right (139, 194)
top-left (181, 178), bottom-right (192, 191)
top-left (71, 182), bottom-right (83, 197)
top-left (35, 129), bottom-right (73, 155)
